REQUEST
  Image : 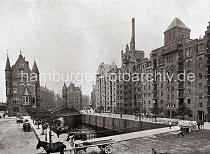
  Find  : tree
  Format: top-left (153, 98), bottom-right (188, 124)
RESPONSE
top-left (115, 106), bottom-right (124, 114)
top-left (177, 103), bottom-right (193, 119)
top-left (151, 106), bottom-right (163, 115)
top-left (107, 106), bottom-right (112, 113)
top-left (96, 105), bottom-right (104, 113)
top-left (27, 107), bottom-right (60, 143)
top-left (133, 107), bottom-right (141, 117)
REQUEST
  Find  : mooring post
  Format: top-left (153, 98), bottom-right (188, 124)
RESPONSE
top-left (45, 129), bottom-right (47, 141)
top-left (49, 127), bottom-right (52, 144)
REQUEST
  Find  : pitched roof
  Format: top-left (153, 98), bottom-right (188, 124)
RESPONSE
top-left (63, 82), bottom-right (67, 89)
top-left (165, 17), bottom-right (189, 31)
top-left (97, 62), bottom-right (118, 74)
top-left (69, 82), bottom-right (75, 88)
top-left (23, 87), bottom-right (31, 96)
top-left (5, 55), bottom-right (11, 71)
top-left (32, 61), bottom-right (39, 74)
top-left (12, 53), bottom-right (32, 75)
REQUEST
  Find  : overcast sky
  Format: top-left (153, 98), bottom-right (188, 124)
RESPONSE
top-left (0, 0), bottom-right (210, 101)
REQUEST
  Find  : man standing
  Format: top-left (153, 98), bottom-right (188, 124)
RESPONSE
top-left (169, 121), bottom-right (172, 129)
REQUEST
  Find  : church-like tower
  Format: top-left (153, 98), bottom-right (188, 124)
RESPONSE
top-left (5, 54), bottom-right (12, 99)
top-left (32, 60), bottom-right (40, 107)
top-left (62, 82), bottom-right (67, 108)
top-left (5, 52), bottom-right (41, 116)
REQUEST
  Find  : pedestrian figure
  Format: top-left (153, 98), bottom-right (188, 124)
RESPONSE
top-left (200, 120), bottom-right (204, 129)
top-left (197, 121), bottom-right (200, 129)
top-left (169, 121), bottom-right (172, 129)
top-left (178, 127), bottom-right (184, 137)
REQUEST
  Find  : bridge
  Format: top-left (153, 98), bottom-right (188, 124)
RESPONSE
top-left (50, 107), bottom-right (80, 117)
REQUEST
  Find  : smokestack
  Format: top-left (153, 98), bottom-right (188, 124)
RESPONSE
top-left (130, 18), bottom-right (135, 50)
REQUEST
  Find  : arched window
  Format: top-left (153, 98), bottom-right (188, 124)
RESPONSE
top-left (188, 89), bottom-right (191, 95)
top-left (133, 65), bottom-right (136, 72)
top-left (198, 57), bottom-right (202, 69)
top-left (23, 97), bottom-right (25, 102)
top-left (187, 60), bottom-right (191, 67)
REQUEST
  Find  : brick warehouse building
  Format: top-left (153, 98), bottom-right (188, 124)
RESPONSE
top-left (39, 85), bottom-right (57, 110)
top-left (95, 18), bottom-right (210, 121)
top-left (62, 82), bottom-right (82, 111)
top-left (5, 52), bottom-right (40, 116)
top-left (151, 18), bottom-right (210, 121)
top-left (121, 18), bottom-right (145, 114)
top-left (95, 62), bottom-right (122, 113)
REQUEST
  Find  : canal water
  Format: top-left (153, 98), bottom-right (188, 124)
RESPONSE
top-left (59, 117), bottom-right (118, 139)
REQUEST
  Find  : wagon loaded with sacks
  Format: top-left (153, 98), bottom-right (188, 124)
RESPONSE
top-left (65, 133), bottom-right (116, 154)
top-left (178, 120), bottom-right (197, 134)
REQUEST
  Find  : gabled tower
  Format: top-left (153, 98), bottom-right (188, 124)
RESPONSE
top-left (62, 82), bottom-right (67, 108)
top-left (5, 54), bottom-right (12, 98)
top-left (32, 60), bottom-right (40, 107)
top-left (164, 17), bottom-right (191, 45)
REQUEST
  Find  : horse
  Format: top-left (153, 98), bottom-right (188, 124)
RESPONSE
top-left (36, 139), bottom-right (66, 154)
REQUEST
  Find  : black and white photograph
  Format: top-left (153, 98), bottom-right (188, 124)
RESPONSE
top-left (0, 0), bottom-right (210, 153)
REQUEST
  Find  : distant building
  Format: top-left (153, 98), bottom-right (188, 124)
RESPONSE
top-left (0, 102), bottom-right (7, 111)
top-left (62, 82), bottom-right (82, 111)
top-left (90, 85), bottom-right (96, 109)
top-left (141, 57), bottom-right (153, 114)
top-left (5, 52), bottom-right (40, 116)
top-left (55, 93), bottom-right (63, 108)
top-left (39, 86), bottom-right (57, 110)
top-left (95, 62), bottom-right (123, 113)
top-left (121, 18), bottom-right (145, 114)
top-left (115, 68), bottom-right (124, 113)
top-left (151, 18), bottom-right (210, 120)
top-left (82, 95), bottom-right (90, 109)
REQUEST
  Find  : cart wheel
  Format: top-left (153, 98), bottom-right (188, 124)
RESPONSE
top-left (76, 149), bottom-right (86, 154)
top-left (104, 144), bottom-right (112, 154)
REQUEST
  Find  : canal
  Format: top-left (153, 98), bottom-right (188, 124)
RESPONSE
top-left (60, 116), bottom-right (119, 140)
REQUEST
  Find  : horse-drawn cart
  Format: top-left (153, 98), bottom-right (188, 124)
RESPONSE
top-left (37, 135), bottom-right (116, 154)
top-left (68, 138), bottom-right (115, 154)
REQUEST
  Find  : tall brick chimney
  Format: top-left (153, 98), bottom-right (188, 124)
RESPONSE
top-left (130, 18), bottom-right (135, 50)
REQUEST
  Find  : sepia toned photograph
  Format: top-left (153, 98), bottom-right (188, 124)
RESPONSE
top-left (0, 0), bottom-right (210, 153)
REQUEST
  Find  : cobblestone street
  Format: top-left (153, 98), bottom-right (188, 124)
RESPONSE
top-left (1, 116), bottom-right (210, 154)
top-left (112, 130), bottom-right (210, 154)
top-left (0, 117), bottom-right (38, 154)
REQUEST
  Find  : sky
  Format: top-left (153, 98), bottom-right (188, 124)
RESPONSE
top-left (0, 0), bottom-right (210, 102)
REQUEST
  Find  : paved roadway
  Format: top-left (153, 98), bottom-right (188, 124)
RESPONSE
top-left (1, 114), bottom-right (210, 154)
top-left (0, 117), bottom-right (38, 154)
